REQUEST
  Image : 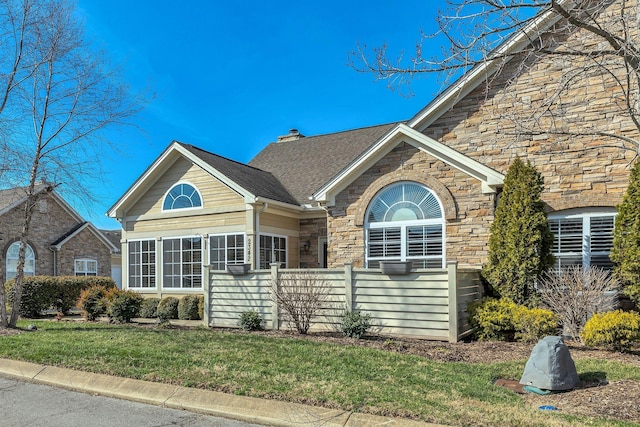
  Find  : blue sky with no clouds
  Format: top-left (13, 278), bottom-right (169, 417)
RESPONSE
top-left (75, 1), bottom-right (445, 229)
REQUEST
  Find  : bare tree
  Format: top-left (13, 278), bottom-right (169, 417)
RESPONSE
top-left (537, 265), bottom-right (619, 342)
top-left (0, 0), bottom-right (142, 328)
top-left (351, 0), bottom-right (640, 154)
top-left (270, 271), bottom-right (331, 334)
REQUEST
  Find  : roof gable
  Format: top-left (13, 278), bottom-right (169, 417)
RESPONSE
top-left (249, 123), bottom-right (398, 204)
top-left (51, 222), bottom-right (119, 253)
top-left (108, 141), bottom-right (299, 218)
top-left (312, 123), bottom-right (504, 206)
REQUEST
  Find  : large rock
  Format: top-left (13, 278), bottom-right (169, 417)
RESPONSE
top-left (519, 336), bottom-right (579, 391)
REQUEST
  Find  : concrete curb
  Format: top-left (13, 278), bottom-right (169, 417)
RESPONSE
top-left (0, 358), bottom-right (436, 427)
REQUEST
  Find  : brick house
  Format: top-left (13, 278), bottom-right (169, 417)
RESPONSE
top-left (108, 0), bottom-right (636, 296)
top-left (0, 184), bottom-right (118, 281)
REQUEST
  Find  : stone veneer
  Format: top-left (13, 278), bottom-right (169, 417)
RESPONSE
top-left (299, 216), bottom-right (327, 268)
top-left (327, 1), bottom-right (639, 269)
top-left (0, 193), bottom-right (112, 280)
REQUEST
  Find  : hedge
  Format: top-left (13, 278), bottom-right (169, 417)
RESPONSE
top-left (5, 276), bottom-right (116, 318)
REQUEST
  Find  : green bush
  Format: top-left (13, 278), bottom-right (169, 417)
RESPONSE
top-left (339, 309), bottom-right (373, 339)
top-left (197, 295), bottom-right (204, 320)
top-left (468, 298), bottom-right (517, 341)
top-left (238, 310), bottom-right (263, 331)
top-left (77, 285), bottom-right (109, 321)
top-left (107, 290), bottom-right (143, 323)
top-left (5, 276), bottom-right (116, 318)
top-left (481, 157), bottom-right (553, 305)
top-left (139, 298), bottom-right (160, 318)
top-left (178, 295), bottom-right (201, 320)
top-left (156, 297), bottom-right (179, 321)
top-left (512, 306), bottom-right (558, 343)
top-left (581, 310), bottom-right (640, 352)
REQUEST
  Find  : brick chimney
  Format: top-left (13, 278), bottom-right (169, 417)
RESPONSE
top-left (277, 128), bottom-right (305, 142)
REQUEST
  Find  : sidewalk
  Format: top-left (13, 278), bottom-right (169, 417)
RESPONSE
top-left (0, 358), bottom-right (438, 427)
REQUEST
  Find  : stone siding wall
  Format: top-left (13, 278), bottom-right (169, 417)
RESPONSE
top-left (56, 227), bottom-right (112, 277)
top-left (0, 193), bottom-right (111, 280)
top-left (299, 217), bottom-right (327, 268)
top-left (327, 1), bottom-right (639, 269)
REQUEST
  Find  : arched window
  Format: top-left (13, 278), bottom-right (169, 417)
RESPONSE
top-left (162, 183), bottom-right (202, 211)
top-left (6, 242), bottom-right (35, 281)
top-left (365, 182), bottom-right (445, 268)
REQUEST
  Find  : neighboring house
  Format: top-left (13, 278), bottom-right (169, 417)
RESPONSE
top-left (0, 184), bottom-right (118, 281)
top-left (100, 229), bottom-right (123, 288)
top-left (108, 0), bottom-right (635, 297)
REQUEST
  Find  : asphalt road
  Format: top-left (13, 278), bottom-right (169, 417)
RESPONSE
top-left (0, 376), bottom-right (263, 427)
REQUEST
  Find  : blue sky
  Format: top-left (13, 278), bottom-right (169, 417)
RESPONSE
top-left (76, 1), bottom-right (444, 229)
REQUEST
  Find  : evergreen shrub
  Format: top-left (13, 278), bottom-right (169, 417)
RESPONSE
top-left (139, 298), bottom-right (160, 318)
top-left (156, 297), bottom-right (179, 321)
top-left (482, 157), bottom-right (553, 305)
top-left (581, 310), bottom-right (640, 352)
top-left (77, 285), bottom-right (109, 321)
top-left (238, 310), bottom-right (263, 331)
top-left (107, 290), bottom-right (143, 323)
top-left (339, 309), bottom-right (373, 339)
top-left (512, 306), bottom-right (558, 343)
top-left (178, 295), bottom-right (201, 320)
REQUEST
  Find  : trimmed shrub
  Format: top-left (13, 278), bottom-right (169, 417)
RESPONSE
top-left (512, 306), bottom-right (558, 343)
top-left (5, 276), bottom-right (116, 318)
top-left (581, 310), bottom-right (640, 352)
top-left (139, 298), bottom-right (160, 318)
top-left (482, 157), bottom-right (553, 305)
top-left (197, 295), bottom-right (204, 320)
top-left (107, 290), bottom-right (143, 323)
top-left (156, 297), bottom-right (179, 321)
top-left (468, 298), bottom-right (517, 341)
top-left (77, 285), bottom-right (109, 321)
top-left (339, 309), bottom-right (373, 339)
top-left (178, 295), bottom-right (201, 320)
top-left (238, 310), bottom-right (263, 331)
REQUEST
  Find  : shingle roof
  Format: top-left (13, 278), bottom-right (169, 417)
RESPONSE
top-left (100, 229), bottom-right (122, 253)
top-left (0, 183), bottom-right (51, 214)
top-left (178, 143), bottom-right (300, 206)
top-left (249, 123), bottom-right (399, 204)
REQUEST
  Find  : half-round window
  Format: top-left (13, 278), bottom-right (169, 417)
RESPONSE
top-left (365, 182), bottom-right (445, 269)
top-left (163, 183), bottom-right (202, 211)
top-left (6, 241), bottom-right (35, 281)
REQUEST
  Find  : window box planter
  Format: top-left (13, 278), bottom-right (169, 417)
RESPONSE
top-left (380, 261), bottom-right (413, 275)
top-left (227, 263), bottom-right (251, 276)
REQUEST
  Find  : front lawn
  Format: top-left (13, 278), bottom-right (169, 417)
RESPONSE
top-left (0, 320), bottom-right (637, 426)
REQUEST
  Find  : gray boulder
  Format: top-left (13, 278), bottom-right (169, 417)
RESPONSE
top-left (519, 336), bottom-right (579, 391)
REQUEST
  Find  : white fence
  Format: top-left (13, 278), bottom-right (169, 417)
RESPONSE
top-left (204, 262), bottom-right (482, 342)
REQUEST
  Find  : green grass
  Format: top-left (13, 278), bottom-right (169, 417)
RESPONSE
top-left (1, 320), bottom-right (638, 426)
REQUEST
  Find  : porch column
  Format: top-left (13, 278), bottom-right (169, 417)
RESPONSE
top-left (447, 261), bottom-right (459, 343)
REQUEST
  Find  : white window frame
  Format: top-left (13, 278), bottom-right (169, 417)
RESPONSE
top-left (75, 258), bottom-right (98, 276)
top-left (259, 233), bottom-right (287, 269)
top-left (209, 233), bottom-right (246, 270)
top-left (6, 242), bottom-right (35, 281)
top-left (161, 235), bottom-right (203, 289)
top-left (548, 209), bottom-right (617, 271)
top-left (161, 181), bottom-right (203, 212)
top-left (127, 239), bottom-right (157, 289)
top-left (364, 182), bottom-right (446, 268)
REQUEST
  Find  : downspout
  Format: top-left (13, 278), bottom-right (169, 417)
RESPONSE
top-left (49, 247), bottom-right (59, 276)
top-left (254, 199), bottom-right (268, 269)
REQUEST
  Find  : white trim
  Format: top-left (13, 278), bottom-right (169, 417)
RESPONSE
top-left (125, 238), bottom-right (158, 290)
top-left (407, 2), bottom-right (567, 131)
top-left (258, 233), bottom-right (288, 269)
top-left (74, 258), bottom-right (98, 276)
top-left (207, 232), bottom-right (247, 270)
top-left (160, 181), bottom-right (204, 213)
top-left (312, 123), bottom-right (504, 205)
top-left (160, 235), bottom-right (204, 290)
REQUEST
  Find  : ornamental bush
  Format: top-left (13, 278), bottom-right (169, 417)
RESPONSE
top-left (581, 310), bottom-right (640, 352)
top-left (77, 285), bottom-right (109, 321)
top-left (238, 310), bottom-right (263, 331)
top-left (512, 306), bottom-right (558, 343)
top-left (107, 290), bottom-right (143, 323)
top-left (5, 276), bottom-right (116, 318)
top-left (482, 157), bottom-right (553, 305)
top-left (178, 295), bottom-right (201, 320)
top-left (468, 298), bottom-right (518, 341)
top-left (339, 309), bottom-right (373, 339)
top-left (611, 160), bottom-right (640, 306)
top-left (156, 297), bottom-right (179, 321)
top-left (139, 298), bottom-right (160, 318)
